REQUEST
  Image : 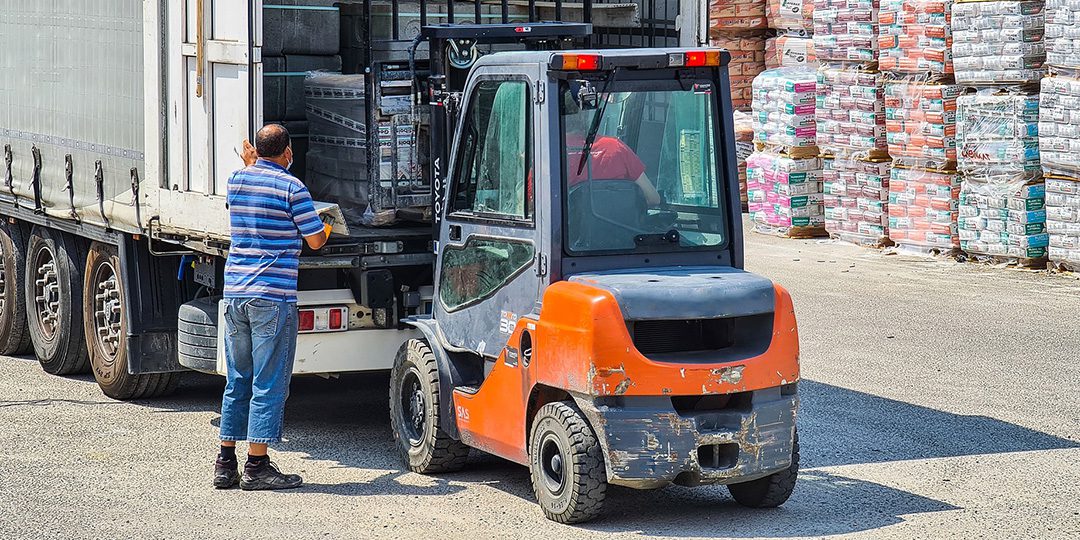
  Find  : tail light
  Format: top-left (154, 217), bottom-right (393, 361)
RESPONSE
top-left (670, 50), bottom-right (722, 68)
top-left (297, 306), bottom-right (350, 333)
top-left (551, 53), bottom-right (602, 71)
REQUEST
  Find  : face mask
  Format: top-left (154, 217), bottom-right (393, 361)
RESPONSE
top-left (286, 159), bottom-right (293, 171)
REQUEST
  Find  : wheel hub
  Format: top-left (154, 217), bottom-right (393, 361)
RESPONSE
top-left (540, 436), bottom-right (567, 495)
top-left (93, 261), bottom-right (122, 359)
top-left (33, 252), bottom-right (60, 339)
top-left (400, 371), bottom-right (426, 444)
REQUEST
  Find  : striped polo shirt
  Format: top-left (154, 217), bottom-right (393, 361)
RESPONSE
top-left (224, 159), bottom-right (324, 302)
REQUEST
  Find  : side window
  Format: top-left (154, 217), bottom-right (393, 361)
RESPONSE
top-left (449, 79), bottom-right (532, 221)
top-left (439, 237), bottom-right (536, 311)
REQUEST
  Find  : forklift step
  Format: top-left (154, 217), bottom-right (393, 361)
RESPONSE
top-left (455, 385), bottom-right (480, 395)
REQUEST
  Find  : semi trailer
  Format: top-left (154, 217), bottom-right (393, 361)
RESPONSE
top-left (1, 0), bottom-right (800, 523)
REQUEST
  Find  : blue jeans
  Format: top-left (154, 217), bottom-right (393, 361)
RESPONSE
top-left (219, 297), bottom-right (298, 444)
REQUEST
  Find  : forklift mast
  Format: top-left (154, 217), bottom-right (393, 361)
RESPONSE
top-left (422, 22), bottom-right (593, 237)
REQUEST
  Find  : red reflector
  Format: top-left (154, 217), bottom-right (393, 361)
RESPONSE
top-left (329, 308), bottom-right (343, 330)
top-left (298, 310), bottom-right (315, 332)
top-left (577, 54), bottom-right (600, 70)
top-left (685, 51), bottom-right (706, 67)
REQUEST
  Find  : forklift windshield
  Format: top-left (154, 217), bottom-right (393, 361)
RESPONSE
top-left (560, 80), bottom-right (727, 254)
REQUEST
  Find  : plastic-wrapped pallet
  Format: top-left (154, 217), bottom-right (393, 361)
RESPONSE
top-left (958, 182), bottom-right (1048, 262)
top-left (885, 82), bottom-right (961, 168)
top-left (1045, 176), bottom-right (1080, 270)
top-left (711, 33), bottom-right (768, 110)
top-left (951, 1), bottom-right (1046, 85)
top-left (817, 68), bottom-right (887, 157)
top-left (1039, 76), bottom-right (1080, 177)
top-left (768, 0), bottom-right (815, 31)
top-left (1046, 0), bottom-right (1080, 70)
top-left (888, 167), bottom-right (961, 251)
top-left (813, 0), bottom-right (881, 64)
top-left (765, 34), bottom-right (818, 69)
top-left (879, 0), bottom-right (954, 77)
top-left (752, 67), bottom-right (819, 155)
top-left (746, 152), bottom-right (827, 236)
top-left (823, 157), bottom-right (892, 245)
top-left (956, 91), bottom-right (1040, 177)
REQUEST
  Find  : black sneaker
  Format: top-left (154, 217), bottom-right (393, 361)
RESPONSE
top-left (240, 461), bottom-right (303, 491)
top-left (213, 458), bottom-right (240, 489)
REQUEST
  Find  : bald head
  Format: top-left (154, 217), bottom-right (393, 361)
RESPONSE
top-left (255, 124), bottom-right (291, 158)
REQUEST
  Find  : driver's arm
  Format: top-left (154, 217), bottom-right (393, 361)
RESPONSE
top-left (635, 172), bottom-right (663, 206)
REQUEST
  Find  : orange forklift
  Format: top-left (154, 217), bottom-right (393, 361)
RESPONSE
top-left (389, 24), bottom-right (800, 523)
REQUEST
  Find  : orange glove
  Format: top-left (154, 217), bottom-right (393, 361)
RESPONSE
top-left (323, 222), bottom-right (334, 238)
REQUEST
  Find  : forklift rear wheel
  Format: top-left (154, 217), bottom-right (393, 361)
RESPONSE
top-left (727, 429), bottom-right (799, 508)
top-left (528, 401), bottom-right (607, 524)
top-left (0, 219), bottom-right (32, 355)
top-left (389, 339), bottom-right (469, 474)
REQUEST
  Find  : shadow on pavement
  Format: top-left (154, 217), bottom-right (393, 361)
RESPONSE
top-left (114, 372), bottom-right (1077, 536)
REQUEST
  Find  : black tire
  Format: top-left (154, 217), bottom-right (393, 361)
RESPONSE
top-left (0, 219), bottom-right (32, 355)
top-left (389, 339), bottom-right (469, 474)
top-left (83, 241), bottom-right (178, 400)
top-left (528, 401), bottom-right (607, 524)
top-left (178, 297), bottom-right (220, 373)
top-left (25, 227), bottom-right (90, 375)
top-left (727, 429), bottom-right (799, 508)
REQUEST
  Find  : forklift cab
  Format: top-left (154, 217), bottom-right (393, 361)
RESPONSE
top-left (393, 40), bottom-right (800, 525)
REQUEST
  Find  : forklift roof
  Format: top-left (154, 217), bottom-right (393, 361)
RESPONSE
top-left (471, 48), bottom-right (731, 72)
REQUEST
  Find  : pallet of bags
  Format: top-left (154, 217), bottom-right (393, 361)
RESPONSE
top-left (734, 110), bottom-right (755, 212)
top-left (817, 67), bottom-right (888, 158)
top-left (1038, 76), bottom-right (1080, 177)
top-left (1046, 0), bottom-right (1080, 71)
top-left (951, 0), bottom-right (1046, 85)
top-left (813, 0), bottom-right (882, 65)
top-left (747, 152), bottom-right (828, 237)
top-left (1045, 176), bottom-right (1080, 271)
top-left (958, 181), bottom-right (1047, 266)
top-left (710, 0), bottom-right (769, 28)
top-left (823, 156), bottom-right (892, 246)
top-left (768, 0), bottom-right (814, 31)
top-left (752, 67), bottom-right (819, 157)
top-left (879, 0), bottom-right (954, 77)
top-left (888, 166), bottom-right (961, 253)
top-left (884, 81), bottom-right (961, 168)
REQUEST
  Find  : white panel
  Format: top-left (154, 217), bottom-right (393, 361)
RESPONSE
top-left (185, 0), bottom-right (199, 44)
top-left (212, 63), bottom-right (248, 195)
top-left (212, 0), bottom-right (250, 41)
top-left (186, 57), bottom-right (211, 194)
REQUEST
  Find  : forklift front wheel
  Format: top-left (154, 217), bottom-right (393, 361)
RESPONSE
top-left (528, 401), bottom-right (607, 524)
top-left (727, 429), bottom-right (799, 508)
top-left (389, 339), bottom-right (469, 474)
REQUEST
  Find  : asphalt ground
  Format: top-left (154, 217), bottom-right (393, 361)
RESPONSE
top-left (1, 225), bottom-right (1078, 540)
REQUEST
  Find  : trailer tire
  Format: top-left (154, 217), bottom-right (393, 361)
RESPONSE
top-left (25, 227), bottom-right (90, 375)
top-left (528, 401), bottom-right (607, 524)
top-left (389, 339), bottom-right (470, 474)
top-left (727, 429), bottom-right (799, 508)
top-left (83, 242), bottom-right (177, 400)
top-left (0, 219), bottom-right (32, 355)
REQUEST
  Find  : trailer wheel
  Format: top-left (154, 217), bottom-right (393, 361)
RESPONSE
top-left (528, 401), bottom-right (607, 524)
top-left (727, 429), bottom-right (799, 508)
top-left (0, 219), bottom-right (32, 355)
top-left (389, 339), bottom-right (469, 474)
top-left (83, 242), bottom-right (177, 400)
top-left (25, 227), bottom-right (90, 375)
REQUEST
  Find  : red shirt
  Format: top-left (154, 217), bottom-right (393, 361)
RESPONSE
top-left (565, 134), bottom-right (646, 185)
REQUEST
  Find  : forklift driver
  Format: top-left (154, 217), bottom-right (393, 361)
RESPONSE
top-left (561, 90), bottom-right (662, 206)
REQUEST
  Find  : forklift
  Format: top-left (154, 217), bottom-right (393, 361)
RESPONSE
top-left (389, 23), bottom-right (801, 524)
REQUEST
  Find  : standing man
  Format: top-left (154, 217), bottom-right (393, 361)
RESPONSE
top-left (213, 124), bottom-right (330, 490)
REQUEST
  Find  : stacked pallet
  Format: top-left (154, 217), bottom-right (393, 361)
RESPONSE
top-left (748, 68), bottom-right (825, 236)
top-left (765, 0), bottom-right (816, 69)
top-left (709, 0), bottom-right (770, 110)
top-left (1039, 76), bottom-right (1080, 271)
top-left (952, 0), bottom-right (1047, 266)
top-left (813, 0), bottom-right (891, 246)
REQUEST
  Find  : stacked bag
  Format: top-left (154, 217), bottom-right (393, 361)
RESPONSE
top-left (747, 68), bottom-right (826, 236)
top-left (951, 0), bottom-right (1047, 265)
top-left (765, 0), bottom-right (816, 69)
top-left (813, 0), bottom-right (891, 246)
top-left (709, 0), bottom-right (770, 110)
top-left (1040, 74), bottom-right (1080, 270)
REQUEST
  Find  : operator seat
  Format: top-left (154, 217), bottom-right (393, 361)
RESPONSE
top-left (567, 179), bottom-right (647, 251)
